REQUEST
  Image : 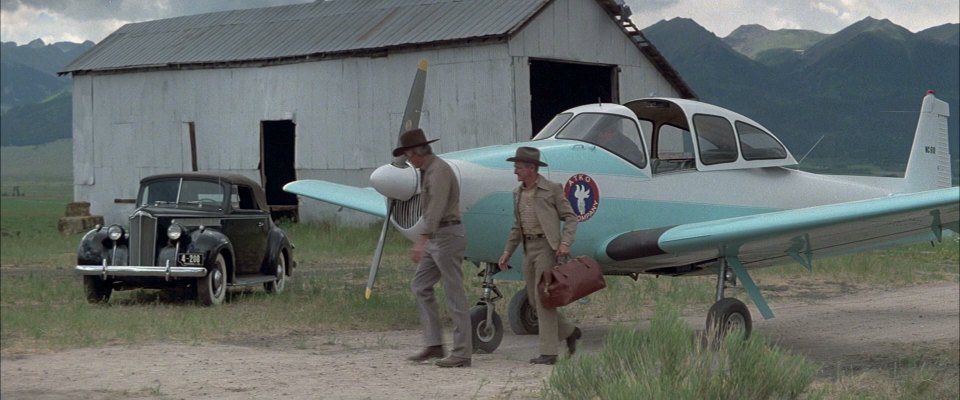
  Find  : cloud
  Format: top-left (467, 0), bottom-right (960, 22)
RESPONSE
top-left (1, 0), bottom-right (957, 45)
top-left (0, 0), bottom-right (312, 44)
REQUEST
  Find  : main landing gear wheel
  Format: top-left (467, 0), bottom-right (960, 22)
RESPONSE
top-left (198, 253), bottom-right (227, 306)
top-left (705, 297), bottom-right (752, 341)
top-left (470, 305), bottom-right (503, 354)
top-left (264, 252), bottom-right (287, 294)
top-left (507, 289), bottom-right (538, 335)
top-left (83, 275), bottom-right (112, 303)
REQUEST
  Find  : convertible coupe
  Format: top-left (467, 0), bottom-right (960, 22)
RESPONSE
top-left (76, 172), bottom-right (295, 305)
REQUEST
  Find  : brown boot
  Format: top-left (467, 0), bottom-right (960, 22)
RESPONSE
top-left (566, 327), bottom-right (582, 355)
top-left (529, 355), bottom-right (557, 365)
top-left (435, 356), bottom-right (471, 368)
top-left (406, 345), bottom-right (444, 362)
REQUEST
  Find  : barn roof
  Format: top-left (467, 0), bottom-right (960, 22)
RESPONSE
top-left (60, 0), bottom-right (695, 98)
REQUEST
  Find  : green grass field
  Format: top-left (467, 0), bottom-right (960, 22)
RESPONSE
top-left (2, 148), bottom-right (958, 399)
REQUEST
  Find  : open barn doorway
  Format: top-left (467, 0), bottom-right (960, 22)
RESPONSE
top-left (529, 59), bottom-right (617, 138)
top-left (260, 120), bottom-right (298, 222)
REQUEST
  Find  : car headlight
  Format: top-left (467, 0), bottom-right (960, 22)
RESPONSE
top-left (107, 225), bottom-right (125, 241)
top-left (167, 223), bottom-right (184, 241)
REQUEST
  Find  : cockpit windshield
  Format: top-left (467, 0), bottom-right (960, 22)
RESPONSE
top-left (139, 179), bottom-right (226, 209)
top-left (555, 113), bottom-right (647, 168)
top-left (532, 113), bottom-right (573, 140)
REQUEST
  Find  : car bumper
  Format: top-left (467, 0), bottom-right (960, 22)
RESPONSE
top-left (76, 259), bottom-right (208, 279)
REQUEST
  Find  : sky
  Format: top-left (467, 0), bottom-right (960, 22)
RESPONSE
top-left (1, 0), bottom-right (958, 45)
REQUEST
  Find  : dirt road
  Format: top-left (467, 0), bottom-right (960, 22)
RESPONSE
top-left (2, 282), bottom-right (957, 399)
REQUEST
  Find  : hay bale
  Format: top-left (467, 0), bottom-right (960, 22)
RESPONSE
top-left (58, 215), bottom-right (104, 235)
top-left (65, 202), bottom-right (92, 217)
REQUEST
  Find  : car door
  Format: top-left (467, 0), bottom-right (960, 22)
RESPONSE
top-left (222, 184), bottom-right (270, 275)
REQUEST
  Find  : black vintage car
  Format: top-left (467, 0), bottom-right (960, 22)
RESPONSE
top-left (76, 172), bottom-right (295, 305)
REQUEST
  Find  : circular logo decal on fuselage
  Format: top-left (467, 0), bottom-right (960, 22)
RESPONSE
top-left (564, 173), bottom-right (600, 222)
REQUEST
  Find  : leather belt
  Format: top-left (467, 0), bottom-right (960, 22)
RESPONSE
top-left (523, 233), bottom-right (545, 241)
top-left (438, 220), bottom-right (461, 228)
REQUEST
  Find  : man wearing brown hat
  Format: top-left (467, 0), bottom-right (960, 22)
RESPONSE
top-left (394, 128), bottom-right (472, 368)
top-left (497, 146), bottom-right (581, 365)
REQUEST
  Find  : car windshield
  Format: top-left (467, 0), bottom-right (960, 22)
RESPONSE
top-left (139, 178), bottom-right (226, 209)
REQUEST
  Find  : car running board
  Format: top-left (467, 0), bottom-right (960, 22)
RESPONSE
top-left (231, 275), bottom-right (279, 286)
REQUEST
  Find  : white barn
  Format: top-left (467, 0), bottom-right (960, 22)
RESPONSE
top-left (60, 0), bottom-right (694, 225)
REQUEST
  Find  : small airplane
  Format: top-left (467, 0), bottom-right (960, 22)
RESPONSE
top-left (284, 60), bottom-right (959, 353)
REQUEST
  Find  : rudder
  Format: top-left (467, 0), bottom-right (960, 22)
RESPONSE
top-left (903, 91), bottom-right (952, 192)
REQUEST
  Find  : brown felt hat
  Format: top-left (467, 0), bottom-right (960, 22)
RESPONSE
top-left (392, 128), bottom-right (439, 156)
top-left (506, 146), bottom-right (548, 167)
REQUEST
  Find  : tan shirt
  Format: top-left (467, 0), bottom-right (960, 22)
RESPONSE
top-left (419, 154), bottom-right (461, 235)
top-left (519, 185), bottom-right (544, 235)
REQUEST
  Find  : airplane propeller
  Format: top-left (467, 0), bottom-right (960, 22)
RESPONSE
top-left (365, 59), bottom-right (429, 300)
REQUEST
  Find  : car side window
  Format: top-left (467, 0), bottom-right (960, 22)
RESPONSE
top-left (236, 185), bottom-right (258, 210)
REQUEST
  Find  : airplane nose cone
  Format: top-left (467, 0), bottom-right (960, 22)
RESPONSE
top-left (370, 163), bottom-right (419, 201)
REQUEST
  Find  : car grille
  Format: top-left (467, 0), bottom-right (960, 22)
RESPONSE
top-left (391, 194), bottom-right (422, 229)
top-left (129, 211), bottom-right (157, 266)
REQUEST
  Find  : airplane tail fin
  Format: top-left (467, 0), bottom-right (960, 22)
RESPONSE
top-left (903, 91), bottom-right (952, 192)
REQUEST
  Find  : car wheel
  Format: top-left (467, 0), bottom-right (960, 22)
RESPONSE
top-left (83, 275), bottom-right (112, 303)
top-left (264, 252), bottom-right (287, 294)
top-left (197, 253), bottom-right (227, 306)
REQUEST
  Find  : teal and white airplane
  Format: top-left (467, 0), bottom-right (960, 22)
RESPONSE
top-left (285, 60), bottom-right (959, 353)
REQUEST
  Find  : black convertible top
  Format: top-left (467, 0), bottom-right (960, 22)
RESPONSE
top-left (140, 171), bottom-right (269, 212)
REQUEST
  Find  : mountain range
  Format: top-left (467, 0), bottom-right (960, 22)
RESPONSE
top-left (1, 19), bottom-right (958, 181)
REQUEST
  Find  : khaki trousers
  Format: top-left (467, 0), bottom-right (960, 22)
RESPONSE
top-left (411, 223), bottom-right (472, 359)
top-left (522, 237), bottom-right (575, 356)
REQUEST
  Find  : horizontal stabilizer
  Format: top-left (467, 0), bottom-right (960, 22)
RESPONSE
top-left (283, 180), bottom-right (387, 218)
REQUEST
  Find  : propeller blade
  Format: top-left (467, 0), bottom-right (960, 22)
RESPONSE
top-left (368, 60), bottom-right (429, 299)
top-left (392, 59), bottom-right (429, 167)
top-left (365, 200), bottom-right (394, 299)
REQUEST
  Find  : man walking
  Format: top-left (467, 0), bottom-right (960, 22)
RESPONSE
top-left (395, 128), bottom-right (472, 368)
top-left (498, 146), bottom-right (581, 365)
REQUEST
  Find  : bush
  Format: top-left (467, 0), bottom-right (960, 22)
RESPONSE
top-left (544, 303), bottom-right (818, 399)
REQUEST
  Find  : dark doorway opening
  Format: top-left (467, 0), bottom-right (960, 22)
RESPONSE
top-left (529, 59), bottom-right (617, 138)
top-left (260, 120), bottom-right (298, 222)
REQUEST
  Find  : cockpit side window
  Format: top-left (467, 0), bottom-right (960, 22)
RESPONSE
top-left (736, 121), bottom-right (787, 160)
top-left (651, 124), bottom-right (695, 173)
top-left (557, 113), bottom-right (646, 168)
top-left (532, 113), bottom-right (573, 140)
top-left (656, 124), bottom-right (694, 160)
top-left (693, 114), bottom-right (738, 165)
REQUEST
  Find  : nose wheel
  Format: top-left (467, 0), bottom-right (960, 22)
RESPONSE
top-left (470, 262), bottom-right (504, 353)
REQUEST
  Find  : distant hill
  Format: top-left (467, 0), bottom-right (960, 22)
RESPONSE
top-left (642, 17), bottom-right (960, 182)
top-left (723, 24), bottom-right (827, 61)
top-left (0, 39), bottom-right (92, 146)
top-left (917, 23), bottom-right (960, 46)
top-left (0, 91), bottom-right (72, 146)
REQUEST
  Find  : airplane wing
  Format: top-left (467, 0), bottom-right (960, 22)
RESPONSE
top-left (283, 180), bottom-right (387, 218)
top-left (606, 187), bottom-right (960, 271)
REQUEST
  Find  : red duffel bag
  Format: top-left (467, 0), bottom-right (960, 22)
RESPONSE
top-left (538, 256), bottom-right (606, 308)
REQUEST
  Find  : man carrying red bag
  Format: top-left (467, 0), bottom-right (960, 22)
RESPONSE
top-left (497, 146), bottom-right (581, 365)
